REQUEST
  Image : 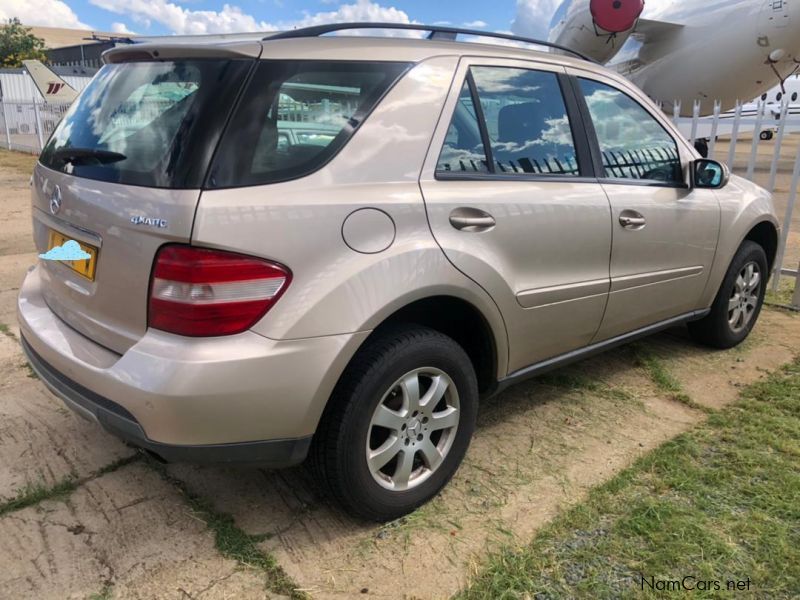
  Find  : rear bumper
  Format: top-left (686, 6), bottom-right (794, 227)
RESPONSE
top-left (17, 265), bottom-right (369, 465)
top-left (21, 336), bottom-right (312, 466)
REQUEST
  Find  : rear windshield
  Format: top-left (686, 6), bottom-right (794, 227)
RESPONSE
top-left (39, 60), bottom-right (251, 188)
top-left (206, 60), bottom-right (411, 189)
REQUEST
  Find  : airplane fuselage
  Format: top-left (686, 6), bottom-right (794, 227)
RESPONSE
top-left (552, 0), bottom-right (800, 115)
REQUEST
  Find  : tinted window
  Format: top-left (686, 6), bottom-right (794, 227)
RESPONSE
top-left (436, 80), bottom-right (489, 173)
top-left (39, 60), bottom-right (251, 188)
top-left (209, 61), bottom-right (410, 188)
top-left (579, 79), bottom-right (682, 184)
top-left (472, 67), bottom-right (578, 176)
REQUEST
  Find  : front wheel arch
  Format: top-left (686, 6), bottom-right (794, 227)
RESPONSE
top-left (743, 220), bottom-right (779, 275)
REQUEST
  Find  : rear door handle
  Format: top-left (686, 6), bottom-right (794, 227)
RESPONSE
top-left (449, 207), bottom-right (496, 232)
top-left (619, 210), bottom-right (646, 230)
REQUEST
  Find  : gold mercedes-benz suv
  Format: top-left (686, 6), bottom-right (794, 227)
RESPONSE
top-left (18, 23), bottom-right (779, 521)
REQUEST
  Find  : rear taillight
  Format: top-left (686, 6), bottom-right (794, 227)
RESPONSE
top-left (148, 245), bottom-right (291, 337)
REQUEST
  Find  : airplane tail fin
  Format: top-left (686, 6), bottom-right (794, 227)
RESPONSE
top-left (21, 60), bottom-right (79, 103)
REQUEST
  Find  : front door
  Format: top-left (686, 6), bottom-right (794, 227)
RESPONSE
top-left (420, 59), bottom-right (613, 374)
top-left (570, 73), bottom-right (721, 341)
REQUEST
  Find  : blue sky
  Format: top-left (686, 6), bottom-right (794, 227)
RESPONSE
top-left (1, 0), bottom-right (558, 40)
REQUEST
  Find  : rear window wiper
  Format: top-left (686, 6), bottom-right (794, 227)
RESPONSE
top-left (51, 147), bottom-right (127, 165)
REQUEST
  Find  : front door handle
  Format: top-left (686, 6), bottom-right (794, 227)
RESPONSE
top-left (619, 210), bottom-right (646, 230)
top-left (449, 207), bottom-right (496, 232)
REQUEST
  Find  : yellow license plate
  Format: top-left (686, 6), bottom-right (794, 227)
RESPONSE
top-left (46, 230), bottom-right (98, 281)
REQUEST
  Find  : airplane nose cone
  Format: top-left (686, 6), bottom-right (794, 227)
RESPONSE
top-left (589, 0), bottom-right (644, 33)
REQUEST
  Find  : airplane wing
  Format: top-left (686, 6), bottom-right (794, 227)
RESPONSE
top-left (22, 60), bottom-right (79, 104)
top-left (631, 17), bottom-right (684, 41)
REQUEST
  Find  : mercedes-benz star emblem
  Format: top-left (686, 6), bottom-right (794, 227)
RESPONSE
top-left (49, 185), bottom-right (62, 216)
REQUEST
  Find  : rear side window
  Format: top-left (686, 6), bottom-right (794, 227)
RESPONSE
top-left (437, 80), bottom-right (489, 173)
top-left (437, 67), bottom-right (579, 177)
top-left (208, 60), bottom-right (410, 188)
top-left (471, 67), bottom-right (579, 176)
top-left (578, 78), bottom-right (683, 184)
top-left (39, 60), bottom-right (251, 188)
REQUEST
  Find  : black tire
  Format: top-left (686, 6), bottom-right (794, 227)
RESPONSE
top-left (688, 241), bottom-right (768, 349)
top-left (311, 325), bottom-right (478, 522)
top-left (760, 130), bottom-right (773, 141)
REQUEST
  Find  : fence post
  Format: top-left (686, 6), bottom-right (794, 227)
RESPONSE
top-left (746, 101), bottom-right (766, 181)
top-left (727, 102), bottom-right (742, 168)
top-left (689, 100), bottom-right (700, 145)
top-left (792, 264), bottom-right (800, 309)
top-left (768, 99), bottom-right (790, 191)
top-left (32, 101), bottom-right (45, 151)
top-left (771, 144), bottom-right (800, 291)
top-left (708, 101), bottom-right (721, 158)
top-left (0, 99), bottom-right (10, 150)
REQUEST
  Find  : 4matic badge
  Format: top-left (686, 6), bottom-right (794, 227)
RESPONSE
top-left (130, 216), bottom-right (168, 228)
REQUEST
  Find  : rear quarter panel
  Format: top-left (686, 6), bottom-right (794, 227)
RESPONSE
top-left (192, 55), bottom-right (509, 377)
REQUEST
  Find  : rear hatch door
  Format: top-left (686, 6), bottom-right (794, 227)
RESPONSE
top-left (33, 45), bottom-right (257, 354)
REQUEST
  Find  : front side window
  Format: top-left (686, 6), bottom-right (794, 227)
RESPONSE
top-left (579, 78), bottom-right (683, 184)
top-left (209, 60), bottom-right (410, 188)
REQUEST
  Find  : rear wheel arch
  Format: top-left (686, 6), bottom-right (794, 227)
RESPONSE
top-left (373, 295), bottom-right (499, 396)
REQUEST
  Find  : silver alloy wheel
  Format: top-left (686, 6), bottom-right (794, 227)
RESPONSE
top-left (366, 367), bottom-right (460, 491)
top-left (728, 261), bottom-right (761, 333)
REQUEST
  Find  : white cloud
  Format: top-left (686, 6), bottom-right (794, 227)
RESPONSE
top-left (511, 0), bottom-right (561, 40)
top-left (291, 0), bottom-right (411, 28)
top-left (110, 21), bottom-right (136, 34)
top-left (462, 20), bottom-right (488, 29)
top-left (0, 0), bottom-right (91, 29)
top-left (90, 0), bottom-right (271, 34)
top-left (89, 0), bottom-right (412, 35)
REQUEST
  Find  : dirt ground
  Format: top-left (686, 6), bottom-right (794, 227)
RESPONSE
top-left (0, 147), bottom-right (799, 600)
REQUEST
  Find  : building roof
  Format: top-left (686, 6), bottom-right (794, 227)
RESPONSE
top-left (27, 26), bottom-right (132, 49)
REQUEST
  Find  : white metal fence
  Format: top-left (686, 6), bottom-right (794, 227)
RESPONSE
top-left (672, 99), bottom-right (800, 305)
top-left (0, 99), bottom-right (70, 153)
top-left (0, 97), bottom-right (799, 307)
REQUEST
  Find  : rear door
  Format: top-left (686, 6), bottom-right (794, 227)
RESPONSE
top-left (569, 71), bottom-right (721, 341)
top-left (33, 56), bottom-right (252, 354)
top-left (420, 58), bottom-right (612, 374)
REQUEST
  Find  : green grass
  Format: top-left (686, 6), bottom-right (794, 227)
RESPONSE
top-left (457, 357), bottom-right (800, 599)
top-left (0, 455), bottom-right (139, 517)
top-left (0, 478), bottom-right (79, 517)
top-left (0, 148), bottom-right (38, 175)
top-left (538, 370), bottom-right (636, 404)
top-left (0, 323), bottom-right (15, 339)
top-left (87, 583), bottom-right (113, 600)
top-left (630, 344), bottom-right (713, 414)
top-left (146, 459), bottom-right (305, 599)
top-left (765, 276), bottom-right (798, 309)
top-left (19, 360), bottom-right (38, 379)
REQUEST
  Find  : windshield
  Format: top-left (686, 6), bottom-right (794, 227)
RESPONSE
top-left (39, 59), bottom-right (251, 188)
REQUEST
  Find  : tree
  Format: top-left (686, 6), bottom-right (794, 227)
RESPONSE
top-left (0, 18), bottom-right (47, 68)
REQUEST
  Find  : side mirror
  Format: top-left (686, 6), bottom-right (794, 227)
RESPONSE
top-left (693, 159), bottom-right (730, 189)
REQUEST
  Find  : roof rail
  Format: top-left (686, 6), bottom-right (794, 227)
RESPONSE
top-left (262, 22), bottom-right (595, 63)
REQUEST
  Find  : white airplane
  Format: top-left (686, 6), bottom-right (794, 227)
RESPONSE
top-left (549, 0), bottom-right (800, 116)
top-left (21, 60), bottom-right (78, 104)
top-left (672, 73), bottom-right (800, 152)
